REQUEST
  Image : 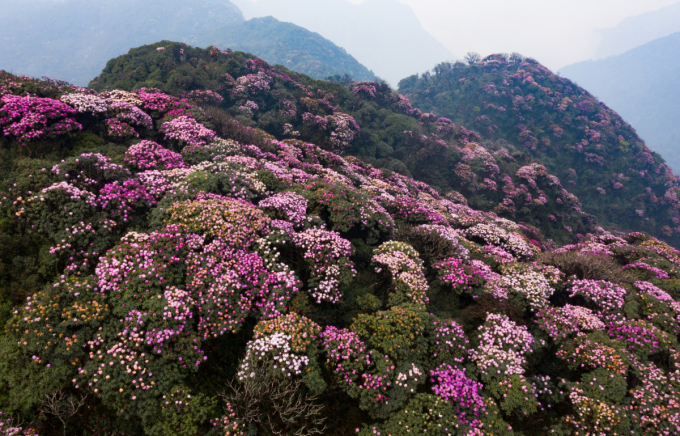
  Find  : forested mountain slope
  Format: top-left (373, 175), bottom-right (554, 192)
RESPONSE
top-left (205, 17), bottom-right (376, 81)
top-left (91, 43), bottom-right (680, 250)
top-left (2, 55), bottom-right (680, 435)
top-left (560, 32), bottom-right (680, 173)
top-left (89, 42), bottom-right (605, 245)
top-left (398, 54), bottom-right (680, 246)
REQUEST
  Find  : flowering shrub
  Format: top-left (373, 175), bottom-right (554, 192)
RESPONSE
top-left (373, 241), bottom-right (429, 306)
top-left (258, 191), bottom-right (308, 226)
top-left (430, 363), bottom-right (485, 428)
top-left (164, 196), bottom-right (270, 249)
top-left (351, 82), bottom-right (377, 99)
top-left (52, 152), bottom-right (131, 189)
top-left (568, 279), bottom-right (627, 312)
top-left (434, 258), bottom-right (488, 294)
top-left (98, 179), bottom-right (157, 222)
top-left (106, 118), bottom-right (138, 137)
top-left (160, 116), bottom-right (216, 148)
top-left (536, 305), bottom-right (605, 341)
top-left (238, 313), bottom-right (320, 379)
top-left (429, 319), bottom-right (469, 366)
top-left (183, 89), bottom-right (224, 106)
top-left (496, 262), bottom-right (561, 310)
top-left (385, 196), bottom-right (447, 225)
top-left (347, 307), bottom-right (429, 417)
top-left (292, 228), bottom-right (356, 303)
top-left (0, 94), bottom-right (81, 143)
top-left (481, 244), bottom-right (515, 264)
top-left (326, 112), bottom-right (360, 152)
top-left (303, 180), bottom-right (393, 243)
top-left (465, 223), bottom-right (536, 259)
top-left (60, 92), bottom-right (109, 114)
top-left (469, 313), bottom-right (534, 378)
top-left (622, 261), bottom-right (671, 279)
top-left (124, 140), bottom-right (186, 170)
top-left (320, 326), bottom-right (369, 388)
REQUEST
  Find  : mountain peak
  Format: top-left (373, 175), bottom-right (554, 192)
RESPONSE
top-left (232, 0), bottom-right (454, 85)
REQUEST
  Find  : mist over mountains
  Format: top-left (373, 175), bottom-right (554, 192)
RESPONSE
top-left (0, 0), bottom-right (375, 85)
top-left (0, 0), bottom-right (243, 84)
top-left (232, 0), bottom-right (455, 86)
top-left (593, 1), bottom-right (680, 59)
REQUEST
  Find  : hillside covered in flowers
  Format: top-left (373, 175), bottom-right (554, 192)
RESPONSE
top-left (399, 54), bottom-right (680, 247)
top-left (0, 51), bottom-right (680, 434)
top-left (91, 42), bottom-right (597, 246)
top-left (91, 43), bottom-right (680, 251)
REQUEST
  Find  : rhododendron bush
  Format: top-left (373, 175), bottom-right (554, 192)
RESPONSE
top-left (1, 56), bottom-right (680, 436)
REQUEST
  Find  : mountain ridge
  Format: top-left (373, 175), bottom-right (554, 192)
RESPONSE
top-left (87, 42), bottom-right (680, 251)
top-left (560, 31), bottom-right (680, 173)
top-left (232, 0), bottom-right (455, 86)
top-left (593, 1), bottom-right (680, 59)
top-left (398, 54), bottom-right (680, 245)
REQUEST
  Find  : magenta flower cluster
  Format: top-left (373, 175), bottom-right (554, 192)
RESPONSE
top-left (160, 115), bottom-right (216, 146)
top-left (124, 140), bottom-right (186, 170)
top-left (0, 94), bottom-right (81, 142)
top-left (430, 363), bottom-right (485, 428)
top-left (292, 228), bottom-right (356, 303)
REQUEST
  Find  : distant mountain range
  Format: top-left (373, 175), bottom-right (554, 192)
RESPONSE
top-left (232, 0), bottom-right (455, 86)
top-left (0, 0), bottom-right (243, 85)
top-left (207, 17), bottom-right (376, 81)
top-left (593, 2), bottom-right (680, 59)
top-left (560, 31), bottom-right (680, 172)
top-left (0, 0), bottom-right (375, 85)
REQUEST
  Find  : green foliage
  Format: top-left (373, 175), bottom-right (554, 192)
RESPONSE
top-left (90, 42), bottom-right (257, 95)
top-left (146, 390), bottom-right (217, 436)
top-left (358, 393), bottom-right (467, 436)
top-left (302, 179), bottom-right (393, 244)
top-left (351, 306), bottom-right (428, 365)
top-left (487, 374), bottom-right (538, 417)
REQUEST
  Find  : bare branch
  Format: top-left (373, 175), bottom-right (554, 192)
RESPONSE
top-left (41, 391), bottom-right (88, 436)
top-left (217, 356), bottom-right (326, 435)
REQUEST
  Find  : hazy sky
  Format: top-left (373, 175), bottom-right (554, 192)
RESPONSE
top-left (335, 0), bottom-right (680, 70)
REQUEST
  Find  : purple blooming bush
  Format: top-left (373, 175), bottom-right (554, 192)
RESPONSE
top-left (124, 140), bottom-right (186, 170)
top-left (0, 94), bottom-right (81, 144)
